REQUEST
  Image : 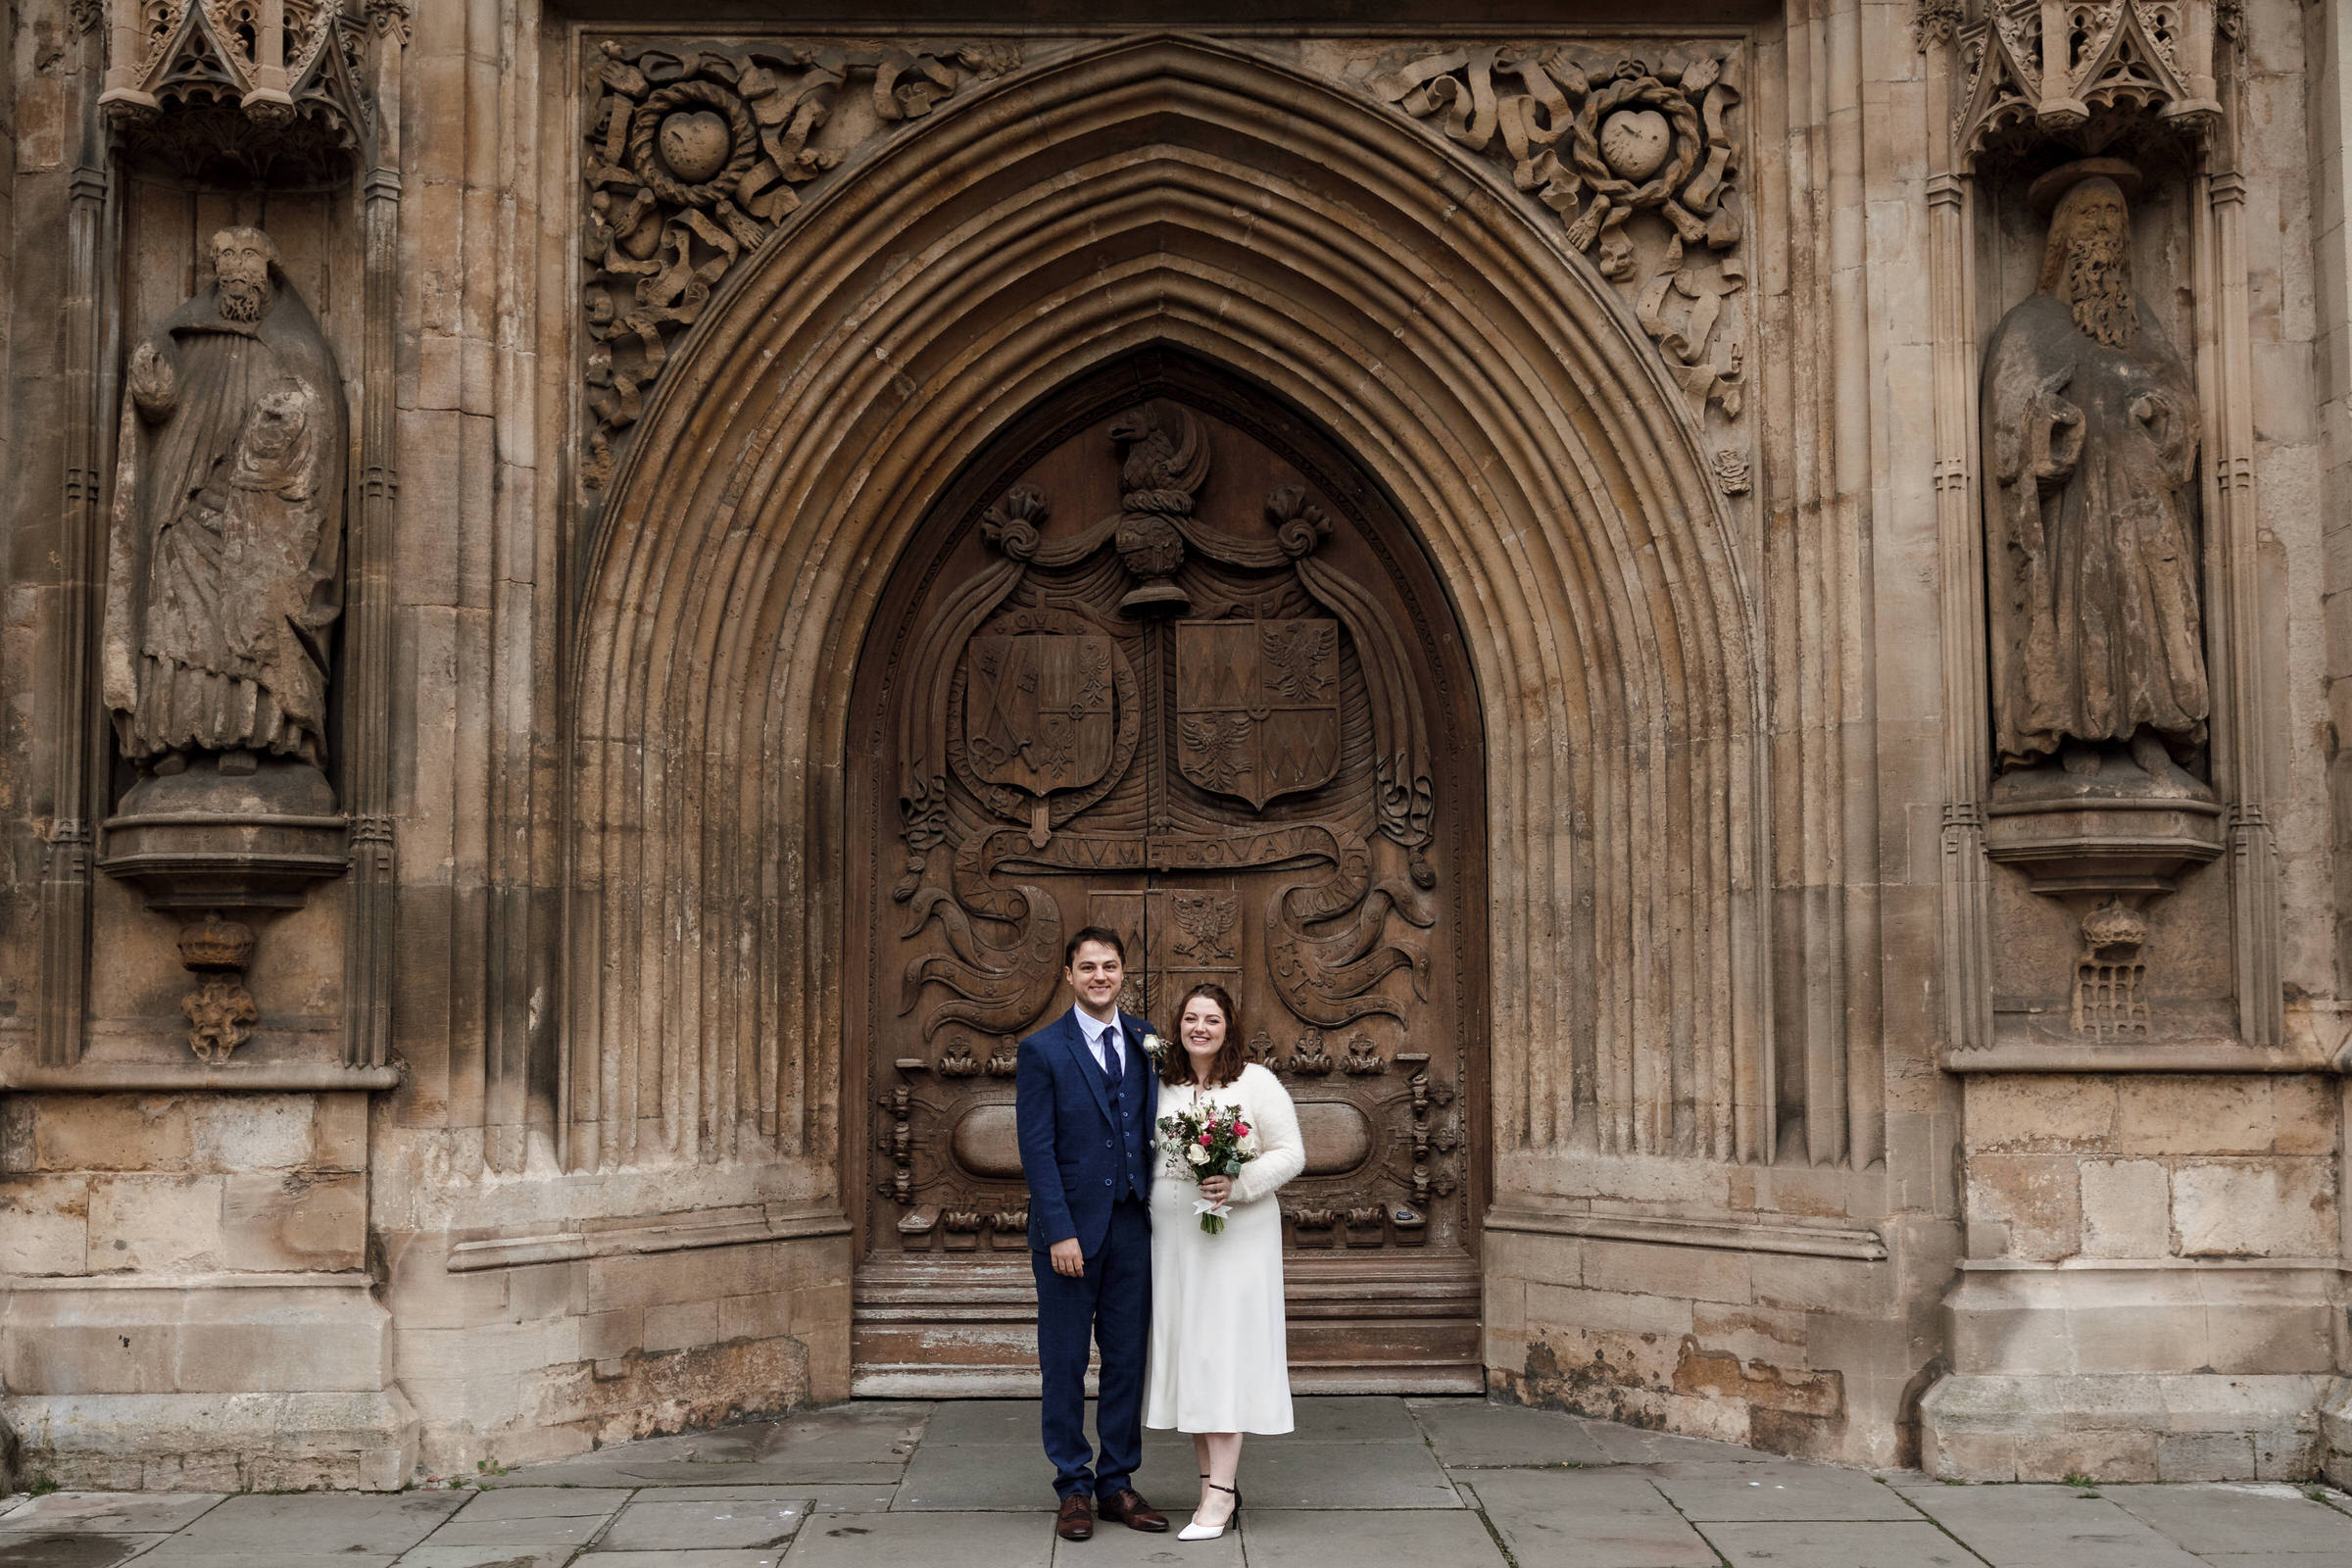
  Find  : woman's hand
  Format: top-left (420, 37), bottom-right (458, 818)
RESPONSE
top-left (1200, 1175), bottom-right (1233, 1204)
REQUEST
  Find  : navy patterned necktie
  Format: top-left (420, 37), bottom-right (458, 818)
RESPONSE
top-left (1101, 1027), bottom-right (1123, 1087)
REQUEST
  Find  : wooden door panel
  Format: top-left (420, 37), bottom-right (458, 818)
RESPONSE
top-left (849, 354), bottom-right (1485, 1393)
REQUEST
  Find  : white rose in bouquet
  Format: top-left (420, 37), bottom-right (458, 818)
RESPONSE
top-left (1186, 1144), bottom-right (1209, 1166)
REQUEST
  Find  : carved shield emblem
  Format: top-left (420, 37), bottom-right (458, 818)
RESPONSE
top-left (964, 634), bottom-right (1117, 797)
top-left (1174, 618), bottom-right (1342, 809)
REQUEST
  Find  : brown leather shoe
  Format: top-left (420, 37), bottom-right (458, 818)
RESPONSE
top-left (1097, 1488), bottom-right (1169, 1532)
top-left (1056, 1494), bottom-right (1095, 1541)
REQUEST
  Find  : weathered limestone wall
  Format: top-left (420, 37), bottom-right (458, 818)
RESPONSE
top-left (0, 1091), bottom-right (410, 1489)
top-left (0, 0), bottom-right (2344, 1489)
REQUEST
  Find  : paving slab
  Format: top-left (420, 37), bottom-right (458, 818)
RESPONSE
top-left (1464, 1470), bottom-right (1718, 1568)
top-left (1217, 1439), bottom-right (1461, 1509)
top-left (922, 1400), bottom-right (1048, 1446)
top-left (412, 1511), bottom-right (612, 1550)
top-left (501, 1457), bottom-right (906, 1489)
top-left (579, 1554), bottom-right (785, 1567)
top-left (133, 1549), bottom-right (402, 1568)
top-left (1408, 1400), bottom-right (1612, 1468)
top-left (805, 1485), bottom-right (900, 1514)
top-left (1232, 1507), bottom-right (1506, 1567)
top-left (1698, 1520), bottom-right (1988, 1566)
top-left (1644, 1461), bottom-right (1917, 1522)
top-left (1889, 1484), bottom-right (2209, 1568)
top-left (1577, 1423), bottom-right (1776, 1465)
top-left (0, 1493), bottom-right (225, 1534)
top-left (393, 1547), bottom-right (578, 1568)
top-left (1058, 1514), bottom-right (1239, 1565)
top-left (445, 1487), bottom-right (636, 1520)
top-left (2102, 1482), bottom-right (2352, 1555)
top-left (0, 1533), bottom-right (172, 1568)
top-left (782, 1510), bottom-right (1053, 1567)
top-left (598, 1494), bottom-right (808, 1551)
top-left (895, 1444), bottom-right (1056, 1510)
top-left (758, 1404), bottom-right (929, 1465)
top-left (167, 1492), bottom-right (472, 1554)
top-left (1281, 1397), bottom-right (1424, 1443)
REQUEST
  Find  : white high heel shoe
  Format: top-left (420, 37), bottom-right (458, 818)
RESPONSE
top-left (1179, 1482), bottom-right (1239, 1542)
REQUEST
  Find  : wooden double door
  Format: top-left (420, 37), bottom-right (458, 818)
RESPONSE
top-left (849, 354), bottom-right (1487, 1393)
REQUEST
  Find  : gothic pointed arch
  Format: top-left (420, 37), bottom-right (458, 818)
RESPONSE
top-left (564, 33), bottom-right (1768, 1177)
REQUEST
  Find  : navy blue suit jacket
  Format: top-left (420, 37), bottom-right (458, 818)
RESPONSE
top-left (1016, 1006), bottom-right (1157, 1255)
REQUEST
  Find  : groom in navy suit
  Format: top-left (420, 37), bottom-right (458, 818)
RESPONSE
top-left (1016, 926), bottom-right (1168, 1542)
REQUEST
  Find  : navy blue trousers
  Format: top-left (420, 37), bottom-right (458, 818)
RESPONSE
top-left (1033, 1198), bottom-right (1151, 1499)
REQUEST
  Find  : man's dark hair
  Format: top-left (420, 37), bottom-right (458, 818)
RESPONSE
top-left (1064, 925), bottom-right (1126, 966)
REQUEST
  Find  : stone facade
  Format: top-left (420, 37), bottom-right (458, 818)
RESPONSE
top-left (0, 0), bottom-right (2346, 1492)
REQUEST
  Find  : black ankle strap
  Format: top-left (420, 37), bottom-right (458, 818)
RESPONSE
top-left (1207, 1483), bottom-right (1236, 1495)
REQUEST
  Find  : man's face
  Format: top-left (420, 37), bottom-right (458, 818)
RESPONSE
top-left (213, 236), bottom-right (274, 321)
top-left (1064, 940), bottom-right (1124, 1014)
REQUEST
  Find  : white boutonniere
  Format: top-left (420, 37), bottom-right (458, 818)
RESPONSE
top-left (1140, 1033), bottom-right (1166, 1062)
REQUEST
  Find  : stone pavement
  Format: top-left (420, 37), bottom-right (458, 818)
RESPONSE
top-left (6, 1397), bottom-right (2352, 1567)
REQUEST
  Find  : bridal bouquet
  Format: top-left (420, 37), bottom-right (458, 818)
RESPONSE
top-left (1158, 1102), bottom-right (1256, 1234)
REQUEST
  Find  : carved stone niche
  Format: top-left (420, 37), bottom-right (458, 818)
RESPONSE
top-left (1980, 157), bottom-right (2221, 921)
top-left (96, 225), bottom-right (351, 1064)
top-left (95, 0), bottom-right (389, 184)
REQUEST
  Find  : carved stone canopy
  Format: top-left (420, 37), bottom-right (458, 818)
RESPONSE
top-left (1940, 0), bottom-right (2236, 169)
top-left (97, 0), bottom-right (380, 183)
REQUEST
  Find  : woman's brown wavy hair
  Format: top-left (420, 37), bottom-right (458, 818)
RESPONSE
top-left (1157, 981), bottom-right (1246, 1089)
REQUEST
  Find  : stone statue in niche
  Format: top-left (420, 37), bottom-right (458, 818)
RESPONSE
top-left (102, 225), bottom-right (347, 812)
top-left (95, 225), bottom-right (352, 1063)
top-left (1982, 162), bottom-right (2209, 800)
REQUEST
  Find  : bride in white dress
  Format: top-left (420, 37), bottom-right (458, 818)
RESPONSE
top-left (1142, 982), bottom-right (1305, 1541)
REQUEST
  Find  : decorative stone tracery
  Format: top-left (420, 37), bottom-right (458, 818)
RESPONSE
top-left (1944, 0), bottom-right (2233, 166)
top-left (97, 0), bottom-right (376, 181)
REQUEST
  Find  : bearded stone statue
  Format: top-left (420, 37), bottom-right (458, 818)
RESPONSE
top-left (1982, 167), bottom-right (2209, 794)
top-left (102, 226), bottom-right (347, 800)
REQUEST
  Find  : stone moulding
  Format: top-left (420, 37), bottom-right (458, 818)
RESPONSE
top-left (1364, 42), bottom-right (1749, 421)
top-left (578, 37), bottom-right (1021, 492)
top-left (443, 1204), bottom-right (853, 1273)
top-left (0, 1060), bottom-right (401, 1091)
top-left (1484, 1202), bottom-right (1888, 1260)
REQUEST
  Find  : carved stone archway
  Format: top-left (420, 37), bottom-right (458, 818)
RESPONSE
top-left (564, 34), bottom-right (1766, 1248)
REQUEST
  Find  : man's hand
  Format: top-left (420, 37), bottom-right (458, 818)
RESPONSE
top-left (1200, 1175), bottom-right (1233, 1204)
top-left (1050, 1238), bottom-right (1085, 1277)
top-left (127, 341), bottom-right (176, 418)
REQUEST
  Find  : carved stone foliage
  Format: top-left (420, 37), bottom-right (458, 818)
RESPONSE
top-left (1367, 44), bottom-right (1748, 418)
top-left (99, 0), bottom-right (376, 182)
top-left (579, 38), bottom-right (1018, 491)
top-left (1944, 0), bottom-right (2233, 166)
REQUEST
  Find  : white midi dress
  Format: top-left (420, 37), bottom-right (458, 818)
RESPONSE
top-left (1142, 1061), bottom-right (1305, 1435)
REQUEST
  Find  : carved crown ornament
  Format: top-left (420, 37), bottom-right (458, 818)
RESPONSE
top-left (1924, 0), bottom-right (2239, 168)
top-left (578, 38), bottom-right (1020, 493)
top-left (1364, 43), bottom-right (1749, 421)
top-left (94, 0), bottom-right (386, 183)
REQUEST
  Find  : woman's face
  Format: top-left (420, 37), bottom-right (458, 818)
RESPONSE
top-left (1179, 998), bottom-right (1227, 1060)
